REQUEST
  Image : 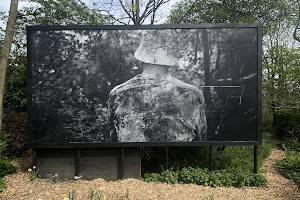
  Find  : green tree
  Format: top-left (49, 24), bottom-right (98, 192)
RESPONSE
top-left (263, 22), bottom-right (300, 138)
top-left (0, 0), bottom-right (19, 131)
top-left (168, 0), bottom-right (292, 25)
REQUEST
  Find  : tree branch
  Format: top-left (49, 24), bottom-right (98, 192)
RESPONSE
top-left (118, 0), bottom-right (135, 24)
top-left (176, 0), bottom-right (198, 24)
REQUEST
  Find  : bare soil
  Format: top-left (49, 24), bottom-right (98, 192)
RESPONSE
top-left (1, 138), bottom-right (300, 200)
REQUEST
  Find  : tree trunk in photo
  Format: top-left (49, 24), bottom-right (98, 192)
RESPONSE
top-left (202, 29), bottom-right (212, 104)
top-left (0, 0), bottom-right (19, 133)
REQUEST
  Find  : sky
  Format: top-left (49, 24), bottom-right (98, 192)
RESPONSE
top-left (0, 0), bottom-right (179, 25)
top-left (0, 0), bottom-right (33, 12)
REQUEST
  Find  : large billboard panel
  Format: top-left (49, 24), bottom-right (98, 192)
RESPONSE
top-left (27, 24), bottom-right (262, 147)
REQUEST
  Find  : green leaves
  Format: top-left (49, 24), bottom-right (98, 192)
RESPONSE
top-left (24, 0), bottom-right (110, 26)
top-left (143, 167), bottom-right (268, 188)
top-left (275, 139), bottom-right (300, 188)
top-left (168, 0), bottom-right (291, 26)
top-left (0, 133), bottom-right (18, 192)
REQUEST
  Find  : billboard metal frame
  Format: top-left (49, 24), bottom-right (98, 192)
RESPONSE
top-left (27, 23), bottom-right (262, 148)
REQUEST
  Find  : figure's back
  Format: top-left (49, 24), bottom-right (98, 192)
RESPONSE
top-left (109, 73), bottom-right (207, 142)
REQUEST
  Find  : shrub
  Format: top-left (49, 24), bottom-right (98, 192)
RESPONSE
top-left (143, 167), bottom-right (267, 188)
top-left (142, 135), bottom-right (272, 188)
top-left (0, 133), bottom-right (18, 192)
top-left (275, 148), bottom-right (300, 188)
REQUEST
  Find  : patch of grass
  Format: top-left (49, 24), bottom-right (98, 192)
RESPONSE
top-left (275, 139), bottom-right (300, 188)
top-left (47, 173), bottom-right (59, 184)
top-left (64, 186), bottom-right (115, 200)
top-left (0, 133), bottom-right (18, 192)
top-left (142, 135), bottom-right (272, 188)
top-left (143, 167), bottom-right (267, 188)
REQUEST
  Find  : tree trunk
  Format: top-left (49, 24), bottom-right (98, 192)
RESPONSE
top-left (0, 0), bottom-right (19, 133)
top-left (202, 29), bottom-right (212, 104)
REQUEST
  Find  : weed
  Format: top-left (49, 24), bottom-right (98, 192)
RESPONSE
top-left (125, 189), bottom-right (131, 200)
top-left (47, 173), bottom-right (59, 184)
top-left (275, 137), bottom-right (300, 188)
top-left (28, 166), bottom-right (39, 181)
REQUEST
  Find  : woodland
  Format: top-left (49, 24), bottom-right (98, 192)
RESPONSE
top-left (0, 0), bottom-right (300, 192)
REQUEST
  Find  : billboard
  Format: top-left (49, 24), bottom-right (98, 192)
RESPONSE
top-left (27, 24), bottom-right (262, 147)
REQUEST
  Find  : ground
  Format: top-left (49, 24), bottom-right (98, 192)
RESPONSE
top-left (0, 138), bottom-right (299, 200)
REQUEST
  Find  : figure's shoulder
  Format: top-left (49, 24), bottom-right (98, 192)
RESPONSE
top-left (170, 76), bottom-right (203, 97)
top-left (109, 74), bottom-right (142, 95)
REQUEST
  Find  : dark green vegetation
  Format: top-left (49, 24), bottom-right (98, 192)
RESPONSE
top-left (0, 133), bottom-right (18, 192)
top-left (275, 139), bottom-right (300, 188)
top-left (167, 0), bottom-right (300, 189)
top-left (142, 137), bottom-right (272, 187)
top-left (1, 0), bottom-right (300, 191)
top-left (1, 0), bottom-right (112, 113)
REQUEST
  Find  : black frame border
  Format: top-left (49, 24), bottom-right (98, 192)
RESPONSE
top-left (27, 23), bottom-right (262, 148)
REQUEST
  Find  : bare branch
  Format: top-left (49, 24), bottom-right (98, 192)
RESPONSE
top-left (118, 0), bottom-right (135, 23)
top-left (99, 9), bottom-right (130, 25)
top-left (140, 0), bottom-right (169, 24)
top-left (135, 0), bottom-right (152, 24)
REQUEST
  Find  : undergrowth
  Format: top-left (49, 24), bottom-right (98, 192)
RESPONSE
top-left (144, 167), bottom-right (267, 187)
top-left (0, 133), bottom-right (18, 192)
top-left (276, 139), bottom-right (300, 188)
top-left (143, 136), bottom-right (272, 188)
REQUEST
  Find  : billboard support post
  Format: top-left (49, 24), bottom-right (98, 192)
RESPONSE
top-left (75, 148), bottom-right (81, 176)
top-left (121, 147), bottom-right (124, 179)
top-left (209, 146), bottom-right (213, 171)
top-left (166, 147), bottom-right (168, 170)
top-left (254, 146), bottom-right (258, 174)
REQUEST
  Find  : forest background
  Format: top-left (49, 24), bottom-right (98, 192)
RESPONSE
top-left (0, 0), bottom-right (300, 188)
top-left (1, 0), bottom-right (299, 142)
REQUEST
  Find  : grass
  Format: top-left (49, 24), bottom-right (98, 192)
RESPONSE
top-left (275, 139), bottom-right (300, 188)
top-left (142, 135), bottom-right (273, 187)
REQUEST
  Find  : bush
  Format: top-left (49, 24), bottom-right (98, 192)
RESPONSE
top-left (275, 138), bottom-right (300, 188)
top-left (275, 151), bottom-right (300, 188)
top-left (143, 167), bottom-right (267, 188)
top-left (0, 133), bottom-right (18, 192)
top-left (273, 108), bottom-right (300, 139)
top-left (1, 109), bottom-right (27, 156)
top-left (143, 136), bottom-right (272, 188)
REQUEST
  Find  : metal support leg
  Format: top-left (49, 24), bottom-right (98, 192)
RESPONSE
top-left (121, 147), bottom-right (124, 179)
top-left (254, 146), bottom-right (258, 174)
top-left (75, 148), bottom-right (81, 176)
top-left (209, 146), bottom-right (213, 171)
top-left (166, 147), bottom-right (168, 170)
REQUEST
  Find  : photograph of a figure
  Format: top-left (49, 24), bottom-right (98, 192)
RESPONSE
top-left (109, 30), bottom-right (207, 142)
top-left (27, 25), bottom-right (260, 145)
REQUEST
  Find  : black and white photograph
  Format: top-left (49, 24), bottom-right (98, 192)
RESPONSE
top-left (27, 24), bottom-right (261, 146)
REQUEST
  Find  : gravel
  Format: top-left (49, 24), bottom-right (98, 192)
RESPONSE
top-left (1, 139), bottom-right (300, 200)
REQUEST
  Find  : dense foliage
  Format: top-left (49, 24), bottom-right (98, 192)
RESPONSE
top-left (276, 140), bottom-right (300, 188)
top-left (142, 137), bottom-right (273, 187)
top-left (0, 0), bottom-right (112, 112)
top-left (0, 133), bottom-right (18, 192)
top-left (144, 167), bottom-right (267, 187)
